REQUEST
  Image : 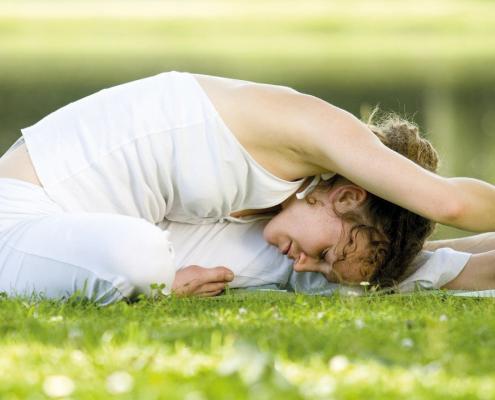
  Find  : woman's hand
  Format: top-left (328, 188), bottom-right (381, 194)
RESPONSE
top-left (171, 265), bottom-right (234, 297)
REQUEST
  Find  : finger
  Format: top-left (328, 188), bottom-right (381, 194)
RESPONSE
top-left (196, 282), bottom-right (228, 294)
top-left (197, 289), bottom-right (224, 298)
top-left (172, 278), bottom-right (203, 296)
top-left (173, 278), bottom-right (227, 296)
top-left (196, 266), bottom-right (234, 285)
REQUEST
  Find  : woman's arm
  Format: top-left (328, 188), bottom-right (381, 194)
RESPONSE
top-left (441, 250), bottom-right (495, 290)
top-left (424, 232), bottom-right (495, 254)
top-left (283, 94), bottom-right (495, 232)
top-left (217, 83), bottom-right (495, 231)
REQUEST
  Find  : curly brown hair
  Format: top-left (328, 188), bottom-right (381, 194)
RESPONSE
top-left (308, 109), bottom-right (440, 287)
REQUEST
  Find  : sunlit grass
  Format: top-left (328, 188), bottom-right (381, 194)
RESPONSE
top-left (1, 292), bottom-right (494, 398)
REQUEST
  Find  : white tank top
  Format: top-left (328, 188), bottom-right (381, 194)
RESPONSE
top-left (22, 71), bottom-right (331, 224)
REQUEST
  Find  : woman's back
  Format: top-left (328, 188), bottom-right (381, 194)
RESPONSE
top-left (15, 71), bottom-right (309, 224)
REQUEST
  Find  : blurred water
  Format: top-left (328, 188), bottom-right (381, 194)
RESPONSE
top-left (1, 0), bottom-right (494, 239)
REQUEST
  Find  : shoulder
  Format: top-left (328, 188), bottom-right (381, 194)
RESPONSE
top-left (191, 73), bottom-right (305, 131)
top-left (192, 73), bottom-right (324, 178)
top-left (194, 74), bottom-right (334, 177)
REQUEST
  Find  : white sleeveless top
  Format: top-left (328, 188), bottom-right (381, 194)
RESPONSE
top-left (21, 71), bottom-right (334, 224)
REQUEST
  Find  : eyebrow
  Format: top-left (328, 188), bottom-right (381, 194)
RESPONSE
top-left (321, 245), bottom-right (334, 261)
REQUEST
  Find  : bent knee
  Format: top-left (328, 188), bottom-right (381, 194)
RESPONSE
top-left (104, 219), bottom-right (176, 294)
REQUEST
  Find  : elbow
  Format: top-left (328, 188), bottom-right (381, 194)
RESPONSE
top-left (440, 198), bottom-right (465, 227)
top-left (435, 178), bottom-right (465, 227)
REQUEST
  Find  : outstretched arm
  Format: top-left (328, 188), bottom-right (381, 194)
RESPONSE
top-left (424, 232), bottom-right (495, 254)
top-left (302, 98), bottom-right (495, 232)
top-left (277, 93), bottom-right (495, 232)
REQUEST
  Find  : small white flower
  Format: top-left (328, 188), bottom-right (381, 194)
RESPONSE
top-left (70, 350), bottom-right (87, 365)
top-left (217, 344), bottom-right (268, 384)
top-left (329, 355), bottom-right (349, 372)
top-left (238, 307), bottom-right (247, 315)
top-left (401, 338), bottom-right (414, 348)
top-left (423, 362), bottom-right (441, 374)
top-left (354, 319), bottom-right (365, 329)
top-left (68, 328), bottom-right (83, 340)
top-left (106, 371), bottom-right (134, 394)
top-left (316, 311), bottom-right (325, 319)
top-left (359, 281), bottom-right (370, 286)
top-left (43, 375), bottom-right (75, 398)
top-left (49, 315), bottom-right (63, 322)
top-left (101, 331), bottom-right (114, 344)
top-left (301, 376), bottom-right (336, 397)
top-left (184, 391), bottom-right (206, 400)
top-left (439, 314), bottom-right (448, 322)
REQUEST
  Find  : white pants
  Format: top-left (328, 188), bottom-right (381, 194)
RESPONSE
top-left (0, 178), bottom-right (175, 305)
top-left (0, 177), bottom-right (292, 305)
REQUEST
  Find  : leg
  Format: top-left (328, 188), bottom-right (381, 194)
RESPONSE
top-left (0, 212), bottom-right (175, 305)
top-left (441, 250), bottom-right (495, 291)
top-left (398, 248), bottom-right (472, 292)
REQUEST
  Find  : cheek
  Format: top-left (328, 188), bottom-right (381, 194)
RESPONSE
top-left (263, 212), bottom-right (289, 243)
top-left (300, 208), bottom-right (339, 242)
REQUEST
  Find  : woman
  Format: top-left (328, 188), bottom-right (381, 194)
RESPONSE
top-left (0, 70), bottom-right (494, 299)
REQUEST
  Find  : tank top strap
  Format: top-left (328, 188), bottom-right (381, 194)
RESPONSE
top-left (295, 172), bottom-right (336, 200)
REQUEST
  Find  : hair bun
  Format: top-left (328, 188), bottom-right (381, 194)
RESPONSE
top-left (367, 110), bottom-right (439, 173)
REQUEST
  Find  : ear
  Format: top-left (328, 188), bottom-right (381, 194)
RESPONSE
top-left (329, 185), bottom-right (368, 213)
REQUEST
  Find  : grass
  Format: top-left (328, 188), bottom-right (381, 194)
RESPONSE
top-left (1, 290), bottom-right (494, 399)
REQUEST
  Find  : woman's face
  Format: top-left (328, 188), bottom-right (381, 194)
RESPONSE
top-left (263, 183), bottom-right (373, 284)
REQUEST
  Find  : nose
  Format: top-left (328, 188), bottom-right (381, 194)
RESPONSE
top-left (293, 263), bottom-right (309, 273)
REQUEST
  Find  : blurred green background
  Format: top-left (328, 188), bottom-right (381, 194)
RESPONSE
top-left (1, 0), bottom-right (494, 239)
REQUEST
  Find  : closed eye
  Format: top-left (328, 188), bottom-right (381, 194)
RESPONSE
top-left (319, 249), bottom-right (329, 262)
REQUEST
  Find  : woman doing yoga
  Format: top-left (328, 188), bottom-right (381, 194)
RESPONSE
top-left (0, 71), bottom-right (494, 300)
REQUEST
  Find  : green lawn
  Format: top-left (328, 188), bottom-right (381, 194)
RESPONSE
top-left (1, 291), bottom-right (494, 399)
